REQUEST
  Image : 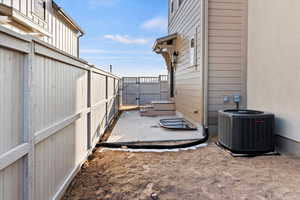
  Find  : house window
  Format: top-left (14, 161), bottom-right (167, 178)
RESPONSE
top-left (34, 0), bottom-right (46, 20)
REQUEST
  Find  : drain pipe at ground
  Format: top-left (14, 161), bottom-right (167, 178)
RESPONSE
top-left (96, 127), bottom-right (209, 149)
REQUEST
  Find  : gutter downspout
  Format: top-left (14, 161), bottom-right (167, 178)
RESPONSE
top-left (202, 0), bottom-right (209, 128)
top-left (77, 33), bottom-right (83, 58)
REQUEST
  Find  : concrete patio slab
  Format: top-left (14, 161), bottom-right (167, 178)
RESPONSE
top-left (107, 110), bottom-right (204, 143)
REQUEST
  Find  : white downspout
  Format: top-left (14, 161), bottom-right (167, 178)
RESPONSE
top-left (202, 0), bottom-right (209, 127)
top-left (77, 33), bottom-right (83, 58)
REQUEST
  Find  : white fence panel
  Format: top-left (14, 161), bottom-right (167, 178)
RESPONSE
top-left (91, 72), bottom-right (107, 148)
top-left (0, 47), bottom-right (24, 155)
top-left (107, 77), bottom-right (117, 122)
top-left (0, 26), bottom-right (120, 200)
top-left (31, 54), bottom-right (88, 135)
top-left (0, 35), bottom-right (27, 200)
top-left (34, 116), bottom-right (87, 200)
top-left (0, 159), bottom-right (24, 200)
top-left (32, 51), bottom-right (89, 200)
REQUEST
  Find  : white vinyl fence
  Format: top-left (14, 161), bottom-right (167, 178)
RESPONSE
top-left (121, 76), bottom-right (169, 106)
top-left (0, 26), bottom-right (120, 200)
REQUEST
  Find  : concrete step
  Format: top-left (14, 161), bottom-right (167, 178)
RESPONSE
top-left (140, 110), bottom-right (175, 117)
top-left (151, 101), bottom-right (175, 111)
top-left (140, 101), bottom-right (176, 117)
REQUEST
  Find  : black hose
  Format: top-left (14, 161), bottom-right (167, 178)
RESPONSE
top-left (96, 127), bottom-right (209, 149)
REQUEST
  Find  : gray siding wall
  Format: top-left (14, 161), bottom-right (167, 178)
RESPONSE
top-left (169, 0), bottom-right (203, 124)
top-left (168, 0), bottom-right (247, 127)
top-left (0, 0), bottom-right (79, 57)
top-left (207, 0), bottom-right (248, 127)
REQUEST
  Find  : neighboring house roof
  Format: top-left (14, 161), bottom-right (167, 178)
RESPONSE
top-left (52, 1), bottom-right (85, 35)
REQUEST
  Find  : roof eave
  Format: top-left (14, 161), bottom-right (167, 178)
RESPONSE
top-left (153, 33), bottom-right (178, 53)
top-left (52, 1), bottom-right (85, 35)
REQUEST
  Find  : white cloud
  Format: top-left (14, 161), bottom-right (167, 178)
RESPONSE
top-left (104, 34), bottom-right (148, 45)
top-left (81, 49), bottom-right (106, 54)
top-left (141, 16), bottom-right (167, 32)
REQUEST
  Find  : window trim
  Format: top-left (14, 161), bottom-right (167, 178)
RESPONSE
top-left (33, 0), bottom-right (46, 21)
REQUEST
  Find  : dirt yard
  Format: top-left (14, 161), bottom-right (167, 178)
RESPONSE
top-left (62, 143), bottom-right (300, 200)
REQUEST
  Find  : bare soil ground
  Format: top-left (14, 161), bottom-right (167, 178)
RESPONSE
top-left (62, 143), bottom-right (300, 200)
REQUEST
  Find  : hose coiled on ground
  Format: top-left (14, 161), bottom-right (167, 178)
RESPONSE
top-left (96, 127), bottom-right (209, 149)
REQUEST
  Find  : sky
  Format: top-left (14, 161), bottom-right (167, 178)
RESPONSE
top-left (55, 0), bottom-right (168, 77)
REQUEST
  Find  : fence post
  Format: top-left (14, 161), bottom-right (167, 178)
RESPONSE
top-left (137, 77), bottom-right (140, 106)
top-left (23, 39), bottom-right (34, 200)
top-left (159, 75), bottom-right (162, 101)
top-left (118, 79), bottom-right (121, 111)
top-left (121, 77), bottom-right (124, 106)
top-left (113, 78), bottom-right (116, 115)
top-left (87, 69), bottom-right (92, 150)
top-left (105, 76), bottom-right (108, 128)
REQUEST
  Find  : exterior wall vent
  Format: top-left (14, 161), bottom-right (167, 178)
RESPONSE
top-left (218, 110), bottom-right (275, 154)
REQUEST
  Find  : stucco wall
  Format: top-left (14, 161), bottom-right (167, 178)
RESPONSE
top-left (248, 0), bottom-right (300, 142)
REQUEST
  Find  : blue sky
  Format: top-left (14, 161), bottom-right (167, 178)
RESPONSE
top-left (55, 0), bottom-right (168, 77)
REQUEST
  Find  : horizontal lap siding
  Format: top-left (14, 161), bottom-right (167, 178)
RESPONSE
top-left (0, 47), bottom-right (24, 200)
top-left (207, 0), bottom-right (247, 126)
top-left (169, 0), bottom-right (203, 124)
